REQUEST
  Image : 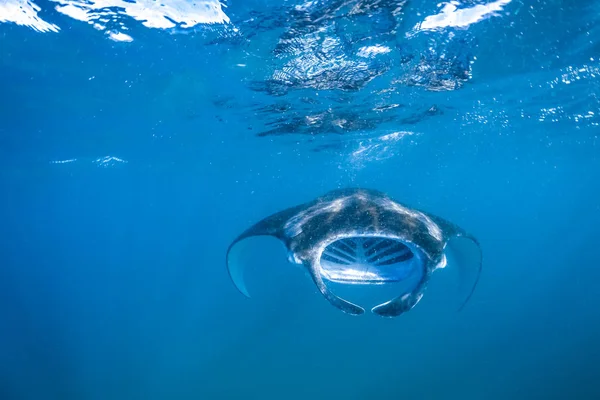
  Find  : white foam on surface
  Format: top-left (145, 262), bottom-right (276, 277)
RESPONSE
top-left (417, 0), bottom-right (512, 31)
top-left (0, 0), bottom-right (60, 32)
top-left (51, 0), bottom-right (229, 29)
top-left (1, 0), bottom-right (229, 40)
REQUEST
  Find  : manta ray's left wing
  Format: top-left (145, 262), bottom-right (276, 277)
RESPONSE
top-left (225, 205), bottom-right (304, 298)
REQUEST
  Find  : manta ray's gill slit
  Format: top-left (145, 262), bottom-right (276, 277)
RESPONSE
top-left (321, 252), bottom-right (351, 265)
top-left (376, 251), bottom-right (414, 266)
top-left (343, 238), bottom-right (357, 250)
top-left (362, 238), bottom-right (378, 249)
top-left (328, 240), bottom-right (357, 259)
top-left (326, 246), bottom-right (355, 263)
top-left (364, 239), bottom-right (395, 258)
top-left (334, 240), bottom-right (356, 257)
top-left (371, 242), bottom-right (412, 264)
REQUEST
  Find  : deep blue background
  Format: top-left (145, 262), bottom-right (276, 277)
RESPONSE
top-left (1, 0), bottom-right (600, 399)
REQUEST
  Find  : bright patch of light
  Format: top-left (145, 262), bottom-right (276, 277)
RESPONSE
top-left (357, 45), bottom-right (391, 58)
top-left (51, 0), bottom-right (229, 30)
top-left (108, 31), bottom-right (133, 42)
top-left (320, 267), bottom-right (391, 283)
top-left (50, 159), bottom-right (77, 164)
top-left (54, 3), bottom-right (90, 22)
top-left (417, 0), bottom-right (511, 31)
top-left (94, 156), bottom-right (128, 167)
top-left (350, 131), bottom-right (416, 167)
top-left (379, 131), bottom-right (411, 141)
top-left (1, 0), bottom-right (229, 38)
top-left (0, 0), bottom-right (59, 32)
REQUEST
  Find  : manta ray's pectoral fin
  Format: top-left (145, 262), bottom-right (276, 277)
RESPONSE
top-left (226, 235), bottom-right (267, 298)
top-left (305, 261), bottom-right (365, 316)
top-left (371, 291), bottom-right (424, 318)
top-left (445, 233), bottom-right (483, 311)
top-left (426, 214), bottom-right (483, 311)
top-left (226, 204), bottom-right (310, 298)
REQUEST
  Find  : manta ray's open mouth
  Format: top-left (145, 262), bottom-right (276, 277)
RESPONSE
top-left (319, 236), bottom-right (420, 284)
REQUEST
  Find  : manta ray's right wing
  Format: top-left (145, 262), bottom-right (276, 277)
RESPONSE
top-left (428, 214), bottom-right (483, 311)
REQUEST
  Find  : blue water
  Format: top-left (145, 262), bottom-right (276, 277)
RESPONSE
top-left (1, 0), bottom-right (599, 398)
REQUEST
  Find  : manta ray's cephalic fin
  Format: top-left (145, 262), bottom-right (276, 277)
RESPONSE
top-left (306, 259), bottom-right (365, 316)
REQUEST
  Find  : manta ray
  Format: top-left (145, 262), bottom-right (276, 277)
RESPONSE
top-left (226, 188), bottom-right (482, 318)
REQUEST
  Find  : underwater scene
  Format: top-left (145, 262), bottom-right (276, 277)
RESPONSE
top-left (1, 0), bottom-right (599, 399)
